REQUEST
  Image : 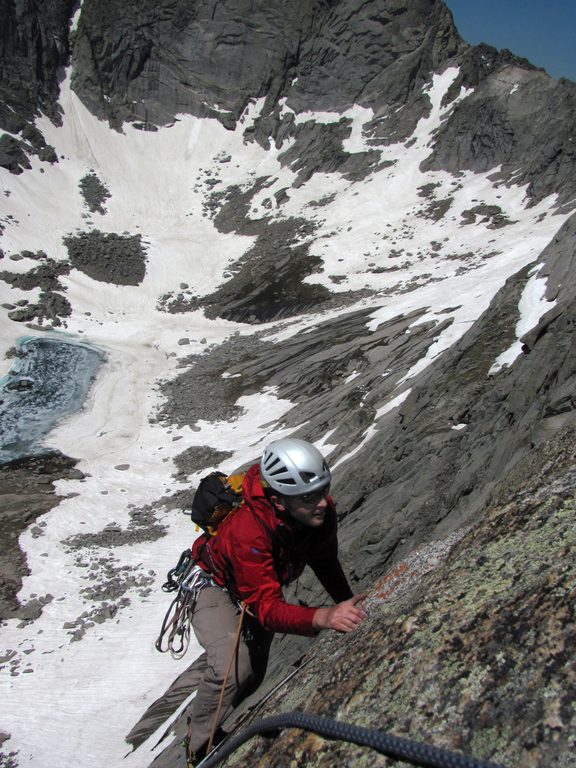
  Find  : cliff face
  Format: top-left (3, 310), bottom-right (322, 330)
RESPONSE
top-left (422, 56), bottom-right (576, 206)
top-left (0, 0), bottom-right (72, 172)
top-left (0, 0), bottom-right (72, 126)
top-left (69, 0), bottom-right (462, 128)
top-left (4, 0), bottom-right (576, 204)
top-left (218, 427), bottom-right (576, 768)
top-left (67, 0), bottom-right (576, 206)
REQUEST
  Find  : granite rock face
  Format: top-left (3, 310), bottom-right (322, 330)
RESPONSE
top-left (0, 0), bottom-right (72, 125)
top-left (66, 0), bottom-right (576, 208)
top-left (69, 0), bottom-right (462, 130)
top-left (217, 428), bottom-right (576, 768)
top-left (0, 0), bottom-right (71, 171)
top-left (422, 56), bottom-right (576, 207)
top-left (2, 0), bottom-right (575, 203)
top-left (70, 0), bottom-right (319, 129)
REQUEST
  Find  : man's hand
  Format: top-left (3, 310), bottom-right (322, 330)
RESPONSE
top-left (312, 594), bottom-right (367, 633)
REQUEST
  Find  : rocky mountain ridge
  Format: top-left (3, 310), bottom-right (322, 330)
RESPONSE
top-left (2, 0), bottom-right (575, 207)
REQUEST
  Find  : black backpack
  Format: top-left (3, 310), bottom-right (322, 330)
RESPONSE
top-left (190, 471), bottom-right (244, 535)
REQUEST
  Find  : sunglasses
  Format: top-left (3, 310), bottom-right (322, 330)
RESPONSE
top-left (298, 486), bottom-right (330, 504)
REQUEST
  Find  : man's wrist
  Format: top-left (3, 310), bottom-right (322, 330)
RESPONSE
top-left (312, 606), bottom-right (330, 631)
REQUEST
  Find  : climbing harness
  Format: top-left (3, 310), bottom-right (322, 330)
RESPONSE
top-left (155, 560), bottom-right (216, 659)
top-left (197, 710), bottom-right (507, 768)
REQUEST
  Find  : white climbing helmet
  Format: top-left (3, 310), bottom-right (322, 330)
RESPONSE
top-left (260, 438), bottom-right (331, 496)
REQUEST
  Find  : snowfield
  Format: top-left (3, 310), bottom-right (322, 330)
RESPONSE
top-left (0, 66), bottom-right (571, 768)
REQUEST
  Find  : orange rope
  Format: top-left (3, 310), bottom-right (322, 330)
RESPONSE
top-left (206, 603), bottom-right (248, 754)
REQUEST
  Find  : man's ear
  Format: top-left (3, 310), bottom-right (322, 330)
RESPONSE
top-left (270, 494), bottom-right (286, 512)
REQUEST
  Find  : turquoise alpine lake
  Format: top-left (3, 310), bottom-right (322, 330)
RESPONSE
top-left (0, 335), bottom-right (106, 464)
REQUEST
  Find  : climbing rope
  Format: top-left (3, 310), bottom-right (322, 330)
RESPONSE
top-left (198, 710), bottom-right (506, 768)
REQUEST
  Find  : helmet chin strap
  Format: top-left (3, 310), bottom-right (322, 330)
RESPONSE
top-left (269, 495), bottom-right (305, 527)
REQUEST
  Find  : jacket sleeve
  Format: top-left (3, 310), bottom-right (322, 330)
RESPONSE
top-left (306, 503), bottom-right (353, 603)
top-left (310, 558), bottom-right (353, 603)
top-left (229, 524), bottom-right (319, 636)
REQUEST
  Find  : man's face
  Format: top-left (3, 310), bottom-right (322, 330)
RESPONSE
top-left (282, 488), bottom-right (330, 528)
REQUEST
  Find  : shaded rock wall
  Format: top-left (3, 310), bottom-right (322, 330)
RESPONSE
top-left (0, 0), bottom-right (72, 126)
top-left (278, 0), bottom-right (462, 114)
top-left (70, 0), bottom-right (328, 129)
top-left (0, 0), bottom-right (72, 171)
top-left (69, 0), bottom-right (462, 130)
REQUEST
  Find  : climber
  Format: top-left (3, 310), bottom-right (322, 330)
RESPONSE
top-left (185, 437), bottom-right (366, 763)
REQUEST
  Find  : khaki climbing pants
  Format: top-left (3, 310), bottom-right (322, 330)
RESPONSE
top-left (187, 584), bottom-right (273, 754)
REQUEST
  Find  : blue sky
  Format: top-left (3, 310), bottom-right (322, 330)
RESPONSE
top-left (444, 0), bottom-right (576, 82)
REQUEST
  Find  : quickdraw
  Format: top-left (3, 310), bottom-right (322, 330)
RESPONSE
top-left (155, 553), bottom-right (216, 659)
top-left (161, 548), bottom-right (193, 593)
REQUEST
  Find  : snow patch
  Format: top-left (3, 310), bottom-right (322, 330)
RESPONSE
top-left (333, 389), bottom-right (411, 469)
top-left (489, 264), bottom-right (556, 374)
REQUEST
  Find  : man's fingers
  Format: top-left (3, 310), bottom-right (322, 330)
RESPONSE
top-left (351, 593), bottom-right (368, 604)
top-left (337, 608), bottom-right (365, 631)
top-left (323, 596), bottom-right (369, 632)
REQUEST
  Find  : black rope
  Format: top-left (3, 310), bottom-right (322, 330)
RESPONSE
top-left (198, 711), bottom-right (506, 768)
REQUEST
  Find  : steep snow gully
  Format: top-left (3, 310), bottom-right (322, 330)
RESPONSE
top-left (1, 1), bottom-right (576, 767)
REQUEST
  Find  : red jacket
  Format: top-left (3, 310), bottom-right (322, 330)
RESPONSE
top-left (192, 464), bottom-right (353, 636)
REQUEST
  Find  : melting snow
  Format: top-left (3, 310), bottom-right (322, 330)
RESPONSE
top-left (489, 264), bottom-right (556, 374)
